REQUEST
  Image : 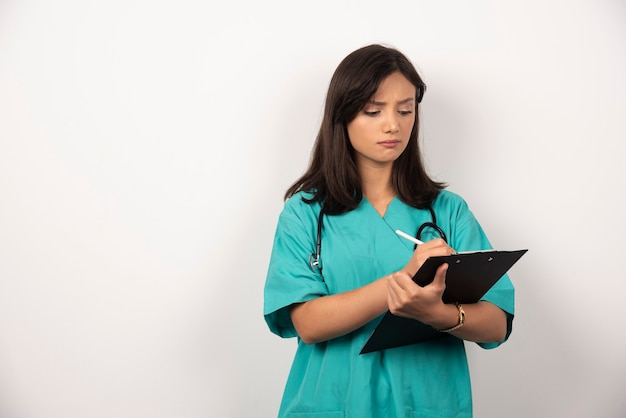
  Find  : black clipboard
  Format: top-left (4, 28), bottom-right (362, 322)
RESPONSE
top-left (360, 249), bottom-right (527, 354)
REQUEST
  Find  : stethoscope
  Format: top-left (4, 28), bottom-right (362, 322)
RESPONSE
top-left (309, 205), bottom-right (448, 273)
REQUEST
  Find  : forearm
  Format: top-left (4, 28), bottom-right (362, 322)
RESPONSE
top-left (432, 301), bottom-right (508, 343)
top-left (290, 277), bottom-right (389, 344)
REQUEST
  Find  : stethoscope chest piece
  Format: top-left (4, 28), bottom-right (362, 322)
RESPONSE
top-left (309, 253), bottom-right (322, 273)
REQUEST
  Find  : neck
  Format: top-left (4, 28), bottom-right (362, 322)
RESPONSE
top-left (359, 162), bottom-right (395, 213)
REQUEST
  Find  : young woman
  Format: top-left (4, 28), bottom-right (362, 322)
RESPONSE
top-left (263, 44), bottom-right (514, 418)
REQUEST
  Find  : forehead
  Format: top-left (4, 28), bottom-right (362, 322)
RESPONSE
top-left (371, 72), bottom-right (416, 101)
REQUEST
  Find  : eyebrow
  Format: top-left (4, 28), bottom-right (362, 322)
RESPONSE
top-left (367, 97), bottom-right (415, 106)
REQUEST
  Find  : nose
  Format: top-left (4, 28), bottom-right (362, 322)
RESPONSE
top-left (383, 111), bottom-right (400, 134)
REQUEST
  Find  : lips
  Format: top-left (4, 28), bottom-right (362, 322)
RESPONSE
top-left (378, 140), bottom-right (400, 147)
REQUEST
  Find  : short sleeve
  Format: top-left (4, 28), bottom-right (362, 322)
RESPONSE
top-left (440, 192), bottom-right (516, 349)
top-left (263, 197), bottom-right (329, 338)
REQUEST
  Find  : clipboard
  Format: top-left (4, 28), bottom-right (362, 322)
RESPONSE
top-left (360, 249), bottom-right (527, 354)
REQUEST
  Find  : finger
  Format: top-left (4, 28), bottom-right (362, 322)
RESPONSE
top-left (421, 238), bottom-right (448, 250)
top-left (387, 275), bottom-right (404, 307)
top-left (428, 238), bottom-right (448, 248)
top-left (388, 271), bottom-right (412, 294)
top-left (388, 271), bottom-right (419, 306)
top-left (415, 239), bottom-right (454, 256)
top-left (431, 263), bottom-right (449, 288)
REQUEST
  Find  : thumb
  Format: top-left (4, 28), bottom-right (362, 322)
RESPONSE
top-left (432, 263), bottom-right (449, 287)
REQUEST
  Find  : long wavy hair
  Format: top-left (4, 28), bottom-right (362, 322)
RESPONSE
top-left (285, 44), bottom-right (445, 215)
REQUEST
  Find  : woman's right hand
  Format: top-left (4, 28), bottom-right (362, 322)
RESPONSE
top-left (386, 239), bottom-right (456, 324)
top-left (401, 238), bottom-right (455, 277)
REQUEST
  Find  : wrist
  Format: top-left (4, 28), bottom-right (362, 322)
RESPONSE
top-left (432, 303), bottom-right (465, 333)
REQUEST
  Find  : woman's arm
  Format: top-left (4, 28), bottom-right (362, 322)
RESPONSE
top-left (387, 267), bottom-right (508, 343)
top-left (449, 301), bottom-right (507, 342)
top-left (290, 278), bottom-right (388, 345)
top-left (290, 238), bottom-right (455, 344)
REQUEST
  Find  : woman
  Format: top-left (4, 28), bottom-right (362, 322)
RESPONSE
top-left (263, 44), bottom-right (514, 418)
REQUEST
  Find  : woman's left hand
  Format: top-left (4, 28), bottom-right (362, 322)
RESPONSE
top-left (386, 263), bottom-right (453, 325)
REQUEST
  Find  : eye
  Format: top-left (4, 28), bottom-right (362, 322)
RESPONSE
top-left (399, 110), bottom-right (413, 116)
top-left (363, 110), bottom-right (380, 116)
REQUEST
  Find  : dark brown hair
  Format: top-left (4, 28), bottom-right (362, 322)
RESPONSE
top-left (285, 44), bottom-right (445, 214)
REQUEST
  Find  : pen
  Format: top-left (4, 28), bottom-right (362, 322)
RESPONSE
top-left (395, 229), bottom-right (424, 246)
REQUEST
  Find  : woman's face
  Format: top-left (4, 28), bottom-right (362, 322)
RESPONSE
top-left (346, 71), bottom-right (416, 170)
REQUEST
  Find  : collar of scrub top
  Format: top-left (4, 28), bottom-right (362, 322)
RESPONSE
top-left (309, 203), bottom-right (447, 274)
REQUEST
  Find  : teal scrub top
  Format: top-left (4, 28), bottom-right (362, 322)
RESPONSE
top-left (264, 190), bottom-right (515, 418)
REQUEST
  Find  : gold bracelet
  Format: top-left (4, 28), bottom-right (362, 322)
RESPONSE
top-left (434, 302), bottom-right (465, 332)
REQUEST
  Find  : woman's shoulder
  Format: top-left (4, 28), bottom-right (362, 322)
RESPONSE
top-left (281, 190), bottom-right (322, 222)
top-left (432, 189), bottom-right (476, 219)
top-left (433, 189), bottom-right (468, 208)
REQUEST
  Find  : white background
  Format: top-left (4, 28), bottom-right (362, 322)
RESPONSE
top-left (1, 1), bottom-right (625, 417)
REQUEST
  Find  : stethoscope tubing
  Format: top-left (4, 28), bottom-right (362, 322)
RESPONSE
top-left (310, 205), bottom-right (447, 273)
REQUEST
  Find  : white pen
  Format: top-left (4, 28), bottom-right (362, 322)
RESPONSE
top-left (395, 229), bottom-right (424, 246)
